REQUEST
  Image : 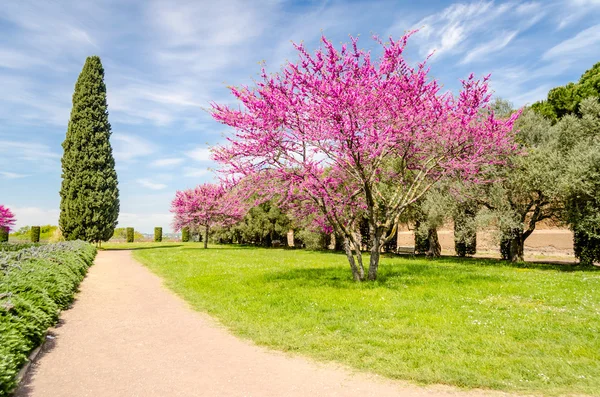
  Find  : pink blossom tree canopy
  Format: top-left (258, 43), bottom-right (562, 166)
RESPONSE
top-left (170, 183), bottom-right (245, 248)
top-left (0, 205), bottom-right (16, 237)
top-left (211, 32), bottom-right (519, 280)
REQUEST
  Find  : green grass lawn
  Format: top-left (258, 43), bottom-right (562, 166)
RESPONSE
top-left (106, 243), bottom-right (599, 395)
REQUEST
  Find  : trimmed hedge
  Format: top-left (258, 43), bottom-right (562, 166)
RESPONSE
top-left (0, 228), bottom-right (8, 243)
top-left (30, 226), bottom-right (40, 243)
top-left (0, 243), bottom-right (40, 253)
top-left (0, 241), bottom-right (96, 395)
top-left (154, 227), bottom-right (162, 242)
top-left (126, 227), bottom-right (134, 243)
top-left (182, 227), bottom-right (189, 242)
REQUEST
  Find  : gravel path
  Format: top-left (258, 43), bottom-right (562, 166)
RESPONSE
top-left (16, 250), bottom-right (514, 397)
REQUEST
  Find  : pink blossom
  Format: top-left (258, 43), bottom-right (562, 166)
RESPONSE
top-left (210, 33), bottom-right (518, 280)
top-left (0, 205), bottom-right (16, 233)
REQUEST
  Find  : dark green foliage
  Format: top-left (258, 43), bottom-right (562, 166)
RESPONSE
top-left (59, 56), bottom-right (119, 244)
top-left (154, 227), bottom-right (162, 242)
top-left (0, 228), bottom-right (7, 243)
top-left (0, 241), bottom-right (96, 395)
top-left (414, 220), bottom-right (428, 254)
top-left (573, 230), bottom-right (600, 266)
top-left (219, 201), bottom-right (290, 246)
top-left (126, 227), bottom-right (134, 243)
top-left (181, 227), bottom-right (190, 242)
top-left (532, 62), bottom-right (600, 122)
top-left (30, 226), bottom-right (40, 243)
top-left (454, 204), bottom-right (477, 257)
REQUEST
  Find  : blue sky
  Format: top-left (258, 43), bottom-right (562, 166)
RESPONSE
top-left (1, 0), bottom-right (599, 233)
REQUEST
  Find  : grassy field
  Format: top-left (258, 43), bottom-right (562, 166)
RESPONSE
top-left (103, 243), bottom-right (600, 395)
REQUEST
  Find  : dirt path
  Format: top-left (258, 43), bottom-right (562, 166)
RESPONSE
top-left (16, 250), bottom-right (514, 397)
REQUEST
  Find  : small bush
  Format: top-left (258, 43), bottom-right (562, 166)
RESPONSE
top-left (0, 243), bottom-right (40, 252)
top-left (48, 228), bottom-right (65, 243)
top-left (0, 241), bottom-right (96, 395)
top-left (182, 227), bottom-right (190, 242)
top-left (0, 227), bottom-right (8, 243)
top-left (154, 227), bottom-right (162, 242)
top-left (30, 226), bottom-right (41, 243)
top-left (126, 227), bottom-right (134, 243)
top-left (295, 229), bottom-right (328, 250)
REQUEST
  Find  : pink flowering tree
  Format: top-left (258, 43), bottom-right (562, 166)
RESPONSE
top-left (171, 183), bottom-right (245, 248)
top-left (0, 205), bottom-right (16, 241)
top-left (211, 33), bottom-right (519, 281)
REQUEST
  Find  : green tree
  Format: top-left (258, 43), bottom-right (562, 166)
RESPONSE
top-left (532, 62), bottom-right (600, 122)
top-left (59, 56), bottom-right (119, 245)
top-left (476, 106), bottom-right (566, 262)
top-left (555, 98), bottom-right (600, 265)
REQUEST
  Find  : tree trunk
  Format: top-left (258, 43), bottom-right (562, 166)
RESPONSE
top-left (500, 228), bottom-right (524, 262)
top-left (367, 230), bottom-right (382, 281)
top-left (426, 227), bottom-right (441, 258)
top-left (204, 224), bottom-right (209, 249)
top-left (343, 238), bottom-right (365, 281)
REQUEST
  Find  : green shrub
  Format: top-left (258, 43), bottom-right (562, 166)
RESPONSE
top-left (0, 241), bottom-right (96, 395)
top-left (295, 229), bottom-right (328, 250)
top-left (0, 243), bottom-right (40, 252)
top-left (30, 226), bottom-right (40, 243)
top-left (182, 227), bottom-right (189, 242)
top-left (126, 227), bottom-right (134, 243)
top-left (0, 227), bottom-right (7, 243)
top-left (154, 227), bottom-right (162, 242)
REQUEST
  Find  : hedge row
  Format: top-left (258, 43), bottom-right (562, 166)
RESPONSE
top-left (0, 243), bottom-right (40, 253)
top-left (0, 241), bottom-right (96, 395)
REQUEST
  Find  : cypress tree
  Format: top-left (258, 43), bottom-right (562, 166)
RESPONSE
top-left (59, 56), bottom-right (119, 244)
top-left (30, 226), bottom-right (41, 243)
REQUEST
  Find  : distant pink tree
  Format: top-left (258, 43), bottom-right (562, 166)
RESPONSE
top-left (170, 183), bottom-right (245, 248)
top-left (211, 32), bottom-right (519, 281)
top-left (0, 205), bottom-right (16, 241)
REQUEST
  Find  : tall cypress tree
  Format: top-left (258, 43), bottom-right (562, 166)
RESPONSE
top-left (59, 56), bottom-right (119, 244)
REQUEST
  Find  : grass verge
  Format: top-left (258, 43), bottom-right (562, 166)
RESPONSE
top-left (122, 243), bottom-right (598, 395)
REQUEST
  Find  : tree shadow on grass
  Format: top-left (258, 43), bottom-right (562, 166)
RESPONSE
top-left (262, 254), bottom-right (598, 291)
top-left (102, 244), bottom-right (184, 251)
top-left (431, 255), bottom-right (599, 273)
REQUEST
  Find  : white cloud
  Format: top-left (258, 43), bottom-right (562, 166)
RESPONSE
top-left (150, 158), bottom-right (184, 167)
top-left (183, 167), bottom-right (210, 177)
top-left (112, 134), bottom-right (157, 162)
top-left (6, 205), bottom-right (60, 229)
top-left (137, 178), bottom-right (167, 190)
top-left (461, 30), bottom-right (518, 64)
top-left (185, 147), bottom-right (212, 162)
top-left (116, 212), bottom-right (174, 234)
top-left (0, 140), bottom-right (60, 161)
top-left (0, 171), bottom-right (29, 179)
top-left (413, 1), bottom-right (506, 58)
top-left (557, 0), bottom-right (600, 29)
top-left (543, 24), bottom-right (600, 60)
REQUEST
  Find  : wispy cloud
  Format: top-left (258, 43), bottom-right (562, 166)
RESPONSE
top-left (183, 167), bottom-right (209, 177)
top-left (461, 30), bottom-right (518, 64)
top-left (0, 171), bottom-right (29, 179)
top-left (136, 178), bottom-right (167, 190)
top-left (0, 140), bottom-right (60, 161)
top-left (112, 134), bottom-right (157, 162)
top-left (150, 158), bottom-right (184, 167)
top-left (412, 1), bottom-right (508, 59)
top-left (185, 147), bottom-right (212, 162)
top-left (543, 24), bottom-right (600, 60)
